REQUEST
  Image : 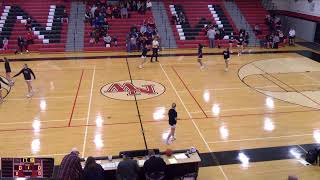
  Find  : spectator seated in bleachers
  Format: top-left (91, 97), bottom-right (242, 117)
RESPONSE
top-left (83, 156), bottom-right (104, 180)
top-left (61, 9), bottom-right (69, 23)
top-left (121, 6), bottom-right (129, 18)
top-left (146, 0), bottom-right (152, 11)
top-left (85, 0), bottom-right (154, 49)
top-left (113, 35), bottom-right (118, 47)
top-left (254, 24), bottom-right (262, 35)
top-left (103, 34), bottom-right (112, 47)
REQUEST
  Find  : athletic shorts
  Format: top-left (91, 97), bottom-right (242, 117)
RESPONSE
top-left (170, 124), bottom-right (176, 128)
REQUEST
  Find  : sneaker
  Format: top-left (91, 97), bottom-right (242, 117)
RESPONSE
top-left (225, 68), bottom-right (228, 72)
top-left (172, 137), bottom-right (176, 141)
top-left (165, 140), bottom-right (170, 145)
top-left (139, 64), bottom-right (143, 69)
top-left (26, 93), bottom-right (32, 98)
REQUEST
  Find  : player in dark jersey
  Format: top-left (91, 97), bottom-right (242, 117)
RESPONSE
top-left (197, 44), bottom-right (205, 70)
top-left (0, 77), bottom-right (9, 103)
top-left (223, 48), bottom-right (231, 72)
top-left (166, 103), bottom-right (177, 145)
top-left (3, 57), bottom-right (14, 85)
top-left (13, 64), bottom-right (36, 98)
top-left (237, 35), bottom-right (244, 56)
top-left (139, 44), bottom-right (149, 69)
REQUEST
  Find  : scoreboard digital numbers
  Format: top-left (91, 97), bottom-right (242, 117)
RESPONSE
top-left (0, 157), bottom-right (54, 178)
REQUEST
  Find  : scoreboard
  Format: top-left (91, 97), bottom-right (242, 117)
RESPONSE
top-left (0, 158), bottom-right (54, 178)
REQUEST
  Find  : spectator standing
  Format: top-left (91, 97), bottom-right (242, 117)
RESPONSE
top-left (273, 34), bottom-right (280, 49)
top-left (143, 150), bottom-right (166, 180)
top-left (17, 36), bottom-right (25, 54)
top-left (289, 28), bottom-right (296, 46)
top-left (117, 154), bottom-right (139, 180)
top-left (57, 148), bottom-right (83, 180)
top-left (83, 156), bottom-right (104, 180)
top-left (207, 28), bottom-right (215, 48)
top-left (150, 37), bottom-right (159, 62)
top-left (2, 38), bottom-right (8, 50)
top-left (26, 18), bottom-right (32, 31)
top-left (26, 31), bottom-right (34, 50)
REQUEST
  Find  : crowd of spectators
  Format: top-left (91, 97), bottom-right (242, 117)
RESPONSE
top-left (262, 14), bottom-right (295, 48)
top-left (85, 0), bottom-right (153, 48)
top-left (126, 17), bottom-right (159, 52)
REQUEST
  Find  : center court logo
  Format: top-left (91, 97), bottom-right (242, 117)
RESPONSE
top-left (101, 80), bottom-right (166, 100)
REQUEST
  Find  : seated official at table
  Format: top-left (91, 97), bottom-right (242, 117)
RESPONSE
top-left (83, 156), bottom-right (104, 180)
top-left (143, 150), bottom-right (167, 180)
top-left (57, 148), bottom-right (83, 180)
top-left (117, 153), bottom-right (140, 180)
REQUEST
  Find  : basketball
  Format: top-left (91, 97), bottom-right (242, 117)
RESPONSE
top-left (165, 149), bottom-right (173, 156)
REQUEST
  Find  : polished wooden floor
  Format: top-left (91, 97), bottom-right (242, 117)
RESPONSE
top-left (0, 46), bottom-right (320, 179)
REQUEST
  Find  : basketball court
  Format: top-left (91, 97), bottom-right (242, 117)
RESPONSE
top-left (0, 47), bottom-right (320, 179)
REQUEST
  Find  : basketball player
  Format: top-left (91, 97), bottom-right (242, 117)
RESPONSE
top-left (0, 77), bottom-right (9, 103)
top-left (139, 44), bottom-right (149, 69)
top-left (3, 57), bottom-right (14, 85)
top-left (13, 64), bottom-right (36, 98)
top-left (223, 48), bottom-right (231, 72)
top-left (237, 35), bottom-right (244, 56)
top-left (150, 37), bottom-right (159, 62)
top-left (166, 103), bottom-right (177, 145)
top-left (197, 44), bottom-right (205, 70)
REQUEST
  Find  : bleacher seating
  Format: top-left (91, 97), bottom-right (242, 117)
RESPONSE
top-left (164, 0), bottom-right (237, 48)
top-left (0, 0), bottom-right (69, 53)
top-left (235, 0), bottom-right (269, 39)
top-left (84, 9), bottom-right (153, 51)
